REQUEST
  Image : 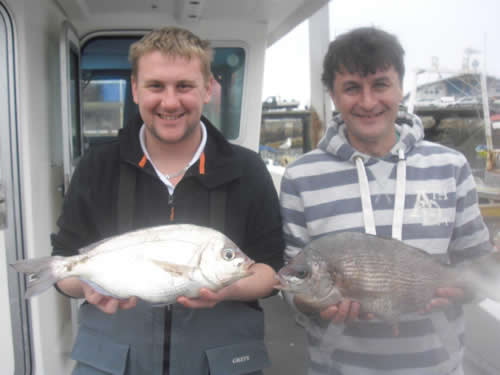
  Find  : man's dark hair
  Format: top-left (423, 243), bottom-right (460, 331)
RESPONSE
top-left (321, 27), bottom-right (405, 91)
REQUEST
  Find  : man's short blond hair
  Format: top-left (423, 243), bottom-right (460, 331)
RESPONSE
top-left (129, 27), bottom-right (213, 83)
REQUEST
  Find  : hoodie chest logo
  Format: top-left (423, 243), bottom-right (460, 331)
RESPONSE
top-left (410, 190), bottom-right (450, 226)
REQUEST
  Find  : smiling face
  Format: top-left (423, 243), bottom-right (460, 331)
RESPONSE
top-left (131, 51), bottom-right (213, 147)
top-left (330, 65), bottom-right (403, 157)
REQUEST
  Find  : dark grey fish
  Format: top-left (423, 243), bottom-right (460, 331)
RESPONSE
top-left (277, 232), bottom-right (500, 326)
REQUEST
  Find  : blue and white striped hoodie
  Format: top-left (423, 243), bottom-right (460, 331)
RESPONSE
top-left (280, 111), bottom-right (492, 375)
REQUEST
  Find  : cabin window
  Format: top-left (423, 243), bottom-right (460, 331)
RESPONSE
top-left (205, 46), bottom-right (246, 139)
top-left (81, 36), bottom-right (245, 150)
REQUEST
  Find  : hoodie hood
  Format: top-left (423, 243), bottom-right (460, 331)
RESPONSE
top-left (316, 109), bottom-right (422, 240)
top-left (317, 109), bottom-right (424, 163)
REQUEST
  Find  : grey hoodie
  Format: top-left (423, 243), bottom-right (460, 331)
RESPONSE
top-left (280, 111), bottom-right (491, 375)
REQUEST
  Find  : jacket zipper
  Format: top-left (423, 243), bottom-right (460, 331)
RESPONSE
top-left (168, 194), bottom-right (175, 221)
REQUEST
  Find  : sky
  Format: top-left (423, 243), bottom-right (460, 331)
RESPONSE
top-left (262, 0), bottom-right (500, 108)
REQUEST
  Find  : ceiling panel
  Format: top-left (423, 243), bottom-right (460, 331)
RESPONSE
top-left (84, 0), bottom-right (177, 14)
top-left (55, 0), bottom-right (329, 44)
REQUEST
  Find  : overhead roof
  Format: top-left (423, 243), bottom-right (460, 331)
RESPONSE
top-left (55, 0), bottom-right (330, 45)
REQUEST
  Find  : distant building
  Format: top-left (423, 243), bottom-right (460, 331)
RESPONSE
top-left (404, 73), bottom-right (500, 106)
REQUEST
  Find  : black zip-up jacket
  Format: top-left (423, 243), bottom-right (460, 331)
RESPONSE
top-left (52, 117), bottom-right (284, 270)
top-left (51, 118), bottom-right (285, 375)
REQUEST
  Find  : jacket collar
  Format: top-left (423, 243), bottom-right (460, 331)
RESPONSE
top-left (119, 116), bottom-right (242, 188)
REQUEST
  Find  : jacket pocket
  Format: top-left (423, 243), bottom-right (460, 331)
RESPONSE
top-left (205, 340), bottom-right (270, 375)
top-left (71, 327), bottom-right (130, 375)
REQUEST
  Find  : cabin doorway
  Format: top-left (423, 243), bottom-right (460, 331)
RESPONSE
top-left (0, 2), bottom-right (32, 374)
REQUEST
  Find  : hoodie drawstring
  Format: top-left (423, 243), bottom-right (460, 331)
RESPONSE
top-left (355, 156), bottom-right (376, 235)
top-left (392, 149), bottom-right (406, 240)
top-left (355, 148), bottom-right (406, 240)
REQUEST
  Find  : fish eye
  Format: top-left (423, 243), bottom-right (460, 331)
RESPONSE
top-left (222, 248), bottom-right (236, 261)
top-left (295, 270), bottom-right (309, 279)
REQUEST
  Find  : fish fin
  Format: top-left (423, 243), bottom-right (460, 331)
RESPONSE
top-left (78, 241), bottom-right (100, 254)
top-left (11, 256), bottom-right (65, 298)
top-left (151, 260), bottom-right (195, 276)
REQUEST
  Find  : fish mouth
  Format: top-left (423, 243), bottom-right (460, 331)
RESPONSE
top-left (242, 259), bottom-right (255, 272)
top-left (273, 284), bottom-right (288, 291)
top-left (234, 258), bottom-right (255, 280)
top-left (273, 274), bottom-right (291, 291)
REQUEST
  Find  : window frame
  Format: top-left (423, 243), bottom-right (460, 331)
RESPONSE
top-left (79, 32), bottom-right (249, 144)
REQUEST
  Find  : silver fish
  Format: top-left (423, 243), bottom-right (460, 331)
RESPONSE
top-left (277, 231), bottom-right (500, 325)
top-left (12, 224), bottom-right (254, 304)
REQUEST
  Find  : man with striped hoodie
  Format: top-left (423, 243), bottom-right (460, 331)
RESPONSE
top-left (280, 27), bottom-right (492, 375)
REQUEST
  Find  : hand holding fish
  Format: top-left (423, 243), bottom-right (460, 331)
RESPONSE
top-left (294, 294), bottom-right (373, 324)
top-left (422, 287), bottom-right (468, 313)
top-left (318, 299), bottom-right (359, 323)
top-left (81, 281), bottom-right (138, 314)
top-left (318, 299), bottom-right (376, 324)
top-left (55, 277), bottom-right (138, 314)
top-left (177, 263), bottom-right (278, 309)
top-left (177, 287), bottom-right (226, 309)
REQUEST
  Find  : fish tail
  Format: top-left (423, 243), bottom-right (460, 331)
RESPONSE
top-left (11, 256), bottom-right (66, 298)
top-left (460, 251), bottom-right (500, 302)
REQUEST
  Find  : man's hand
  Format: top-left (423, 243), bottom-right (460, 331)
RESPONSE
top-left (56, 277), bottom-right (137, 314)
top-left (294, 295), bottom-right (374, 323)
top-left (177, 288), bottom-right (227, 309)
top-left (320, 299), bottom-right (359, 323)
top-left (422, 287), bottom-right (467, 313)
top-left (176, 263), bottom-right (278, 309)
top-left (81, 282), bottom-right (137, 314)
top-left (319, 299), bottom-right (374, 323)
